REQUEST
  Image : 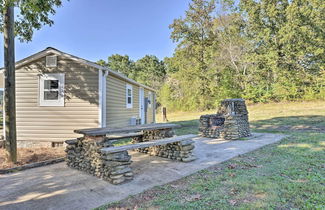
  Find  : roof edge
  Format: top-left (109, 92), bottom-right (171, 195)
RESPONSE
top-left (0, 47), bottom-right (156, 92)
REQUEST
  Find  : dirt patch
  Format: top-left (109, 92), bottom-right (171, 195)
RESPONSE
top-left (0, 147), bottom-right (65, 170)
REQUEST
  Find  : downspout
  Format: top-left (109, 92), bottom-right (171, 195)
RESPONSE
top-left (98, 70), bottom-right (103, 128)
top-left (98, 69), bottom-right (108, 128)
top-left (102, 70), bottom-right (108, 127)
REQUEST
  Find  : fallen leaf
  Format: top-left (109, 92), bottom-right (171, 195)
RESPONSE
top-left (184, 194), bottom-right (201, 202)
top-left (229, 199), bottom-right (237, 206)
top-left (170, 184), bottom-right (178, 188)
top-left (229, 173), bottom-right (236, 177)
top-left (228, 164), bottom-right (237, 169)
top-left (230, 188), bottom-right (239, 195)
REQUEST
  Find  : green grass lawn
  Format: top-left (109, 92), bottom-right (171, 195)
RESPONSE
top-left (98, 101), bottom-right (325, 209)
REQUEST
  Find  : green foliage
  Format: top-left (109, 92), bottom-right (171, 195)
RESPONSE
top-left (101, 0), bottom-right (324, 111)
top-left (134, 55), bottom-right (166, 90)
top-left (240, 0), bottom-right (325, 103)
top-left (98, 54), bottom-right (167, 91)
top-left (162, 0), bottom-right (217, 111)
top-left (0, 0), bottom-right (64, 42)
top-left (98, 54), bottom-right (137, 79)
top-left (160, 0), bottom-right (247, 110)
top-left (161, 0), bottom-right (325, 110)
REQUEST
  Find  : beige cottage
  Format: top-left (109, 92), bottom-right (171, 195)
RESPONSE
top-left (0, 47), bottom-right (156, 147)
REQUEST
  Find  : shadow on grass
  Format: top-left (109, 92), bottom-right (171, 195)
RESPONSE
top-left (101, 132), bottom-right (325, 210)
top-left (250, 115), bottom-right (325, 133)
top-left (170, 120), bottom-right (199, 135)
top-left (171, 115), bottom-right (325, 135)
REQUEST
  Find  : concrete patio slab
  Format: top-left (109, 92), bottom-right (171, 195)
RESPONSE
top-left (0, 133), bottom-right (286, 210)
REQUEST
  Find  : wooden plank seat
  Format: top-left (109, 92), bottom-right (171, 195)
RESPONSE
top-left (106, 132), bottom-right (144, 140)
top-left (101, 134), bottom-right (197, 154)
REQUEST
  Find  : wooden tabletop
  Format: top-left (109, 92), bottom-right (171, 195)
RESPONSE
top-left (74, 123), bottom-right (181, 136)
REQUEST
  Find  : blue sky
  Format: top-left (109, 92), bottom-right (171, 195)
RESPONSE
top-left (0, 0), bottom-right (192, 66)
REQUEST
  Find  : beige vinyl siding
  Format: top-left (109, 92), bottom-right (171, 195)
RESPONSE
top-left (106, 74), bottom-right (140, 127)
top-left (0, 72), bottom-right (3, 88)
top-left (15, 54), bottom-right (99, 142)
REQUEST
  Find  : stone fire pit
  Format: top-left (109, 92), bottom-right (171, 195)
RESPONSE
top-left (199, 99), bottom-right (251, 140)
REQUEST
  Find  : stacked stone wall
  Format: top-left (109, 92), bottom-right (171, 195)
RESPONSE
top-left (132, 129), bottom-right (196, 162)
top-left (221, 115), bottom-right (250, 140)
top-left (65, 136), bottom-right (133, 184)
top-left (66, 129), bottom-right (196, 184)
top-left (199, 114), bottom-right (224, 138)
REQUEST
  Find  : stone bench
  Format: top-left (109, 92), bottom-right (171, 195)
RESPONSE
top-left (101, 134), bottom-right (197, 157)
top-left (66, 134), bottom-right (197, 185)
top-left (101, 134), bottom-right (197, 184)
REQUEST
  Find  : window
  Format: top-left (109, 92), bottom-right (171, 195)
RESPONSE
top-left (126, 84), bottom-right (133, 108)
top-left (46, 55), bottom-right (57, 67)
top-left (148, 91), bottom-right (152, 108)
top-left (39, 73), bottom-right (65, 106)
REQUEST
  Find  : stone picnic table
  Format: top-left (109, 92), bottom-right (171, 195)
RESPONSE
top-left (66, 123), bottom-right (197, 184)
top-left (74, 123), bottom-right (181, 136)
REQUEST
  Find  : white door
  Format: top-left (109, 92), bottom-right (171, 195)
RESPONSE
top-left (139, 88), bottom-right (145, 124)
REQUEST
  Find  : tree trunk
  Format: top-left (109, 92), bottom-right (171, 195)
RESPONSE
top-left (162, 107), bottom-right (168, 122)
top-left (3, 5), bottom-right (17, 163)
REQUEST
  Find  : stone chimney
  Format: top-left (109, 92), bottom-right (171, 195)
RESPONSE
top-left (199, 99), bottom-right (251, 140)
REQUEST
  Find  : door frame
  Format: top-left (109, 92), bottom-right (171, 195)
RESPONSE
top-left (139, 87), bottom-right (145, 124)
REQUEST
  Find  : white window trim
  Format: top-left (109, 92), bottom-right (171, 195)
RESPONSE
top-left (126, 84), bottom-right (133, 109)
top-left (39, 73), bottom-right (65, 106)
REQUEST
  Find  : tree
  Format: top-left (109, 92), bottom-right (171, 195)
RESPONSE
top-left (97, 54), bottom-right (166, 91)
top-left (240, 0), bottom-right (325, 101)
top-left (108, 54), bottom-right (136, 78)
top-left (97, 54), bottom-right (136, 79)
top-left (0, 0), bottom-right (64, 162)
top-left (170, 0), bottom-right (216, 71)
top-left (207, 12), bottom-right (250, 102)
top-left (163, 0), bottom-right (217, 110)
top-left (135, 55), bottom-right (166, 90)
